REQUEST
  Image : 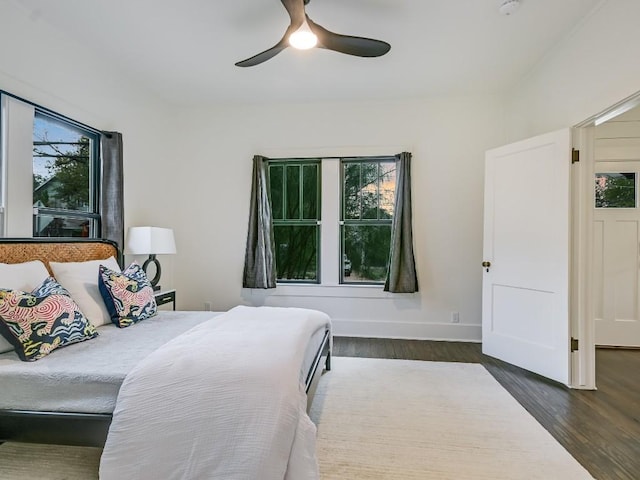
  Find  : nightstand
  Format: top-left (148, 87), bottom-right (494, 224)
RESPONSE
top-left (155, 289), bottom-right (176, 310)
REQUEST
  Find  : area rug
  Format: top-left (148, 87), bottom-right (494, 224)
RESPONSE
top-left (309, 357), bottom-right (593, 479)
top-left (0, 357), bottom-right (593, 479)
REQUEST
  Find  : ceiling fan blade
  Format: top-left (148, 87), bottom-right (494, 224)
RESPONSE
top-left (235, 42), bottom-right (288, 67)
top-left (235, 24), bottom-right (298, 68)
top-left (307, 18), bottom-right (390, 58)
top-left (235, 1), bottom-right (304, 67)
top-left (235, 0), bottom-right (390, 67)
top-left (280, 0), bottom-right (305, 26)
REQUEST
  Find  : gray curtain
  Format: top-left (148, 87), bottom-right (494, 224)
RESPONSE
top-left (100, 132), bottom-right (124, 250)
top-left (243, 155), bottom-right (277, 289)
top-left (384, 152), bottom-right (418, 293)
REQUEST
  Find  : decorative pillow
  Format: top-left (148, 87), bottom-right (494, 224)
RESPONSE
top-left (0, 260), bottom-right (50, 291)
top-left (0, 277), bottom-right (98, 361)
top-left (0, 260), bottom-right (51, 354)
top-left (98, 262), bottom-right (157, 328)
top-left (49, 257), bottom-right (121, 328)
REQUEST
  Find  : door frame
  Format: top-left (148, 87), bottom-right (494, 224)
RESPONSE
top-left (571, 125), bottom-right (596, 389)
top-left (572, 90), bottom-right (640, 389)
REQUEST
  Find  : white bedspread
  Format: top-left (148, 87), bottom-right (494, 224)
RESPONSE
top-left (99, 305), bottom-right (330, 480)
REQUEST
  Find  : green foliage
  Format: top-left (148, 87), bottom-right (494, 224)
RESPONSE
top-left (270, 161), bottom-right (320, 281)
top-left (343, 161), bottom-right (395, 282)
top-left (33, 136), bottom-right (90, 211)
top-left (595, 173), bottom-right (635, 208)
top-left (274, 225), bottom-right (318, 280)
top-left (268, 158), bottom-right (396, 283)
top-left (33, 174), bottom-right (49, 206)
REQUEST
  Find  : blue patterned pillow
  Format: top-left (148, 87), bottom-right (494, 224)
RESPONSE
top-left (0, 277), bottom-right (98, 361)
top-left (98, 262), bottom-right (157, 328)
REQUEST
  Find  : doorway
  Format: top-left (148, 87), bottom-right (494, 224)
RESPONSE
top-left (589, 104), bottom-right (640, 347)
top-left (480, 91), bottom-right (640, 389)
top-left (569, 93), bottom-right (640, 392)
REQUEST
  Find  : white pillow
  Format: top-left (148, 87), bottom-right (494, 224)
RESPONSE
top-left (0, 260), bottom-right (50, 291)
top-left (50, 256), bottom-right (121, 328)
top-left (0, 260), bottom-right (51, 353)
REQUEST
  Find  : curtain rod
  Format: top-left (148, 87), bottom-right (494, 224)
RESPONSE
top-left (0, 89), bottom-right (102, 136)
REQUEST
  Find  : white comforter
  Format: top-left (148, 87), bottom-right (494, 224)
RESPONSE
top-left (99, 306), bottom-right (330, 480)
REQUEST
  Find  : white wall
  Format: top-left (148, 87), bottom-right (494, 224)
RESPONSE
top-left (1, 1), bottom-right (508, 341)
top-left (171, 97), bottom-right (504, 340)
top-left (506, 0), bottom-right (640, 140)
top-left (0, 1), bottom-right (177, 265)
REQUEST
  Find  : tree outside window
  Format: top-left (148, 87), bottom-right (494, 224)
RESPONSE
top-left (269, 160), bottom-right (320, 282)
top-left (267, 156), bottom-right (396, 285)
top-left (595, 172), bottom-right (636, 208)
top-left (342, 158), bottom-right (396, 284)
top-left (32, 112), bottom-right (100, 237)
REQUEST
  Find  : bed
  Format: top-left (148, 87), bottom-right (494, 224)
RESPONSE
top-left (0, 238), bottom-right (331, 478)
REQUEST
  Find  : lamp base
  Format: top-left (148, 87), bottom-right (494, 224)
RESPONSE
top-left (142, 254), bottom-right (162, 291)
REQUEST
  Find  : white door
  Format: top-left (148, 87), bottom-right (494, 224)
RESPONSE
top-left (482, 129), bottom-right (571, 385)
top-left (593, 162), bottom-right (640, 347)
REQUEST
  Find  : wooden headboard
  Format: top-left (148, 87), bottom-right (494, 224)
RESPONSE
top-left (0, 238), bottom-right (121, 275)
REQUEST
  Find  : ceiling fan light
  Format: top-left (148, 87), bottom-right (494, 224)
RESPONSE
top-left (289, 20), bottom-right (317, 50)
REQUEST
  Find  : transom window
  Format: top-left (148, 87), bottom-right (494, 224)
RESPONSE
top-left (32, 111), bottom-right (100, 237)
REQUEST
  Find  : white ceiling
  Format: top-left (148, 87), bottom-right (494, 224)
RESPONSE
top-left (13, 0), bottom-right (604, 107)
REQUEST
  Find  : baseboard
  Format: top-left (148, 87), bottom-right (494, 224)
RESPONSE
top-left (331, 318), bottom-right (481, 342)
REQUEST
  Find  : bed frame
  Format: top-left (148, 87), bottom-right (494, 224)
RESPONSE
top-left (0, 238), bottom-right (331, 447)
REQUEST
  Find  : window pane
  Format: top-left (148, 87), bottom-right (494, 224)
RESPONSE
top-left (274, 225), bottom-right (318, 281)
top-left (341, 157), bottom-right (396, 285)
top-left (286, 165), bottom-right (300, 219)
top-left (595, 172), bottom-right (636, 208)
top-left (34, 214), bottom-right (95, 237)
top-left (269, 164), bottom-right (284, 220)
top-left (342, 225), bottom-right (391, 283)
top-left (344, 163), bottom-right (361, 220)
top-left (302, 164), bottom-right (318, 219)
top-left (379, 162), bottom-right (396, 218)
top-left (269, 159), bottom-right (320, 284)
top-left (33, 114), bottom-right (92, 212)
top-left (361, 162), bottom-right (380, 220)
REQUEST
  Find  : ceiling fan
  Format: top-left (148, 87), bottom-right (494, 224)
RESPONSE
top-left (235, 0), bottom-right (391, 67)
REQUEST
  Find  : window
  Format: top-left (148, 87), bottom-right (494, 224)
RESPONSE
top-left (269, 160), bottom-right (321, 282)
top-left (341, 158), bottom-right (396, 284)
top-left (32, 111), bottom-right (100, 237)
top-left (595, 172), bottom-right (636, 208)
top-left (267, 156), bottom-right (396, 286)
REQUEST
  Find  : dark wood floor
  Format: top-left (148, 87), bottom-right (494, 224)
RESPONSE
top-left (332, 337), bottom-right (640, 480)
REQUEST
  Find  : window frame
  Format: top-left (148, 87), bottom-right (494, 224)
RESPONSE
top-left (32, 108), bottom-right (102, 238)
top-left (0, 90), bottom-right (103, 240)
top-left (340, 156), bottom-right (396, 285)
top-left (265, 155), bottom-right (397, 288)
top-left (268, 158), bottom-right (322, 284)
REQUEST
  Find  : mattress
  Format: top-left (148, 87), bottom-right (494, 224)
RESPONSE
top-left (0, 311), bottom-right (218, 413)
top-left (0, 310), bottom-right (328, 414)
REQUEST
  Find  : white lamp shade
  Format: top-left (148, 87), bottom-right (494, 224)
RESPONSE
top-left (125, 227), bottom-right (176, 255)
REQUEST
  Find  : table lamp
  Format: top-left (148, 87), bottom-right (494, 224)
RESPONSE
top-left (125, 226), bottom-right (176, 291)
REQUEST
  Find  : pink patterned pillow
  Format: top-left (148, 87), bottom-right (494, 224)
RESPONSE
top-left (98, 263), bottom-right (157, 328)
top-left (0, 277), bottom-right (98, 361)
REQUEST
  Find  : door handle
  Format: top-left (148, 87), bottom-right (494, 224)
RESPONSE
top-left (482, 261), bottom-right (491, 272)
